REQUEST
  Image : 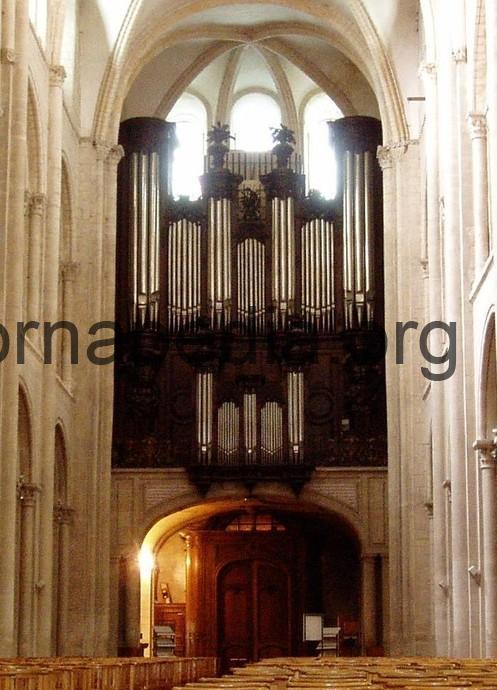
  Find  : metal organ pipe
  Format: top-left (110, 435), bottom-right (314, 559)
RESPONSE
top-left (167, 219), bottom-right (201, 331)
top-left (301, 219), bottom-right (334, 332)
top-left (237, 239), bottom-right (265, 333)
top-left (243, 393), bottom-right (257, 462)
top-left (196, 371), bottom-right (213, 464)
top-left (272, 197), bottom-right (295, 328)
top-left (261, 402), bottom-right (283, 465)
top-left (218, 402), bottom-right (239, 465)
top-left (364, 151), bottom-right (375, 323)
top-left (288, 371), bottom-right (304, 463)
top-left (129, 152), bottom-right (161, 330)
top-left (208, 198), bottom-right (232, 327)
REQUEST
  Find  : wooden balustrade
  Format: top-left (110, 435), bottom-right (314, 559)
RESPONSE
top-left (0, 657), bottom-right (217, 690)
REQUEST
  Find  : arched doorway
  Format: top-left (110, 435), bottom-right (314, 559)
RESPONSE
top-left (138, 499), bottom-right (365, 667)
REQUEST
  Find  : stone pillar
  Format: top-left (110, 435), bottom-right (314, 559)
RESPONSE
top-left (0, 0), bottom-right (30, 657)
top-left (437, 40), bottom-right (470, 657)
top-left (123, 551), bottom-right (141, 655)
top-left (53, 503), bottom-right (73, 655)
top-left (36, 64), bottom-right (66, 656)
top-left (381, 554), bottom-right (390, 654)
top-left (59, 261), bottom-right (79, 386)
top-left (27, 194), bottom-right (47, 326)
top-left (361, 554), bottom-right (377, 654)
top-left (420, 60), bottom-right (450, 656)
top-left (468, 113), bottom-right (489, 272)
top-left (485, 0), bottom-right (497, 250)
top-left (17, 480), bottom-right (41, 656)
top-left (377, 144), bottom-right (403, 654)
top-left (474, 437), bottom-right (497, 656)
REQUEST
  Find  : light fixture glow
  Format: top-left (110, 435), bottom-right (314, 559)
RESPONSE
top-left (138, 545), bottom-right (155, 576)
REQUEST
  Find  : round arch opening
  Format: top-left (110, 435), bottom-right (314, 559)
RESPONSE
top-left (136, 497), bottom-right (382, 666)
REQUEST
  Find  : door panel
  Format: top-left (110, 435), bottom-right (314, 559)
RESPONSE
top-left (218, 561), bottom-right (252, 666)
top-left (256, 561), bottom-right (290, 659)
top-left (218, 559), bottom-right (290, 669)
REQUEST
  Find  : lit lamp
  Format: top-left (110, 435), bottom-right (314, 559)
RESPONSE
top-left (138, 545), bottom-right (156, 656)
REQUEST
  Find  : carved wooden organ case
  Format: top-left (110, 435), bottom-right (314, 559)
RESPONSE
top-left (113, 116), bottom-right (387, 492)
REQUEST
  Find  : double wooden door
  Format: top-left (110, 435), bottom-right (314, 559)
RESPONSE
top-left (218, 559), bottom-right (291, 668)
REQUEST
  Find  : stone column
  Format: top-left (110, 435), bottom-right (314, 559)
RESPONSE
top-left (468, 113), bottom-right (489, 272)
top-left (361, 554), bottom-right (377, 654)
top-left (17, 480), bottom-right (41, 656)
top-left (36, 64), bottom-right (66, 656)
top-left (474, 437), bottom-right (497, 656)
top-left (123, 551), bottom-right (141, 655)
top-left (53, 503), bottom-right (73, 655)
top-left (438, 39), bottom-right (470, 657)
top-left (377, 144), bottom-right (403, 654)
top-left (420, 60), bottom-right (450, 656)
top-left (0, 0), bottom-right (30, 657)
top-left (485, 0), bottom-right (497, 250)
top-left (381, 554), bottom-right (390, 654)
top-left (27, 194), bottom-right (47, 326)
top-left (59, 261), bottom-right (79, 386)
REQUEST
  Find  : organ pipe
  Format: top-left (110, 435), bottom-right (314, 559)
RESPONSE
top-left (167, 219), bottom-right (202, 331)
top-left (330, 116), bottom-right (383, 330)
top-left (237, 239), bottom-right (265, 333)
top-left (288, 371), bottom-right (304, 463)
top-left (218, 402), bottom-right (239, 465)
top-left (129, 152), bottom-right (160, 330)
top-left (208, 198), bottom-right (232, 328)
top-left (243, 393), bottom-right (258, 462)
top-left (271, 197), bottom-right (295, 329)
top-left (196, 371), bottom-right (213, 464)
top-left (261, 402), bottom-right (283, 465)
top-left (118, 117), bottom-right (175, 334)
top-left (301, 219), bottom-right (334, 332)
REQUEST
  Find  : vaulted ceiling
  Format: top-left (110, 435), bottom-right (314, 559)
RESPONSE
top-left (81, 0), bottom-right (422, 142)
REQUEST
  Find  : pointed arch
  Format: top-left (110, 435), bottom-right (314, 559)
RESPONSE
top-left (479, 311), bottom-right (497, 438)
top-left (17, 385), bottom-right (33, 480)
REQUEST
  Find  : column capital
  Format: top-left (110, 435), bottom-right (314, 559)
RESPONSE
top-left (107, 144), bottom-right (125, 167)
top-left (474, 436), bottom-right (497, 466)
top-left (94, 139), bottom-right (113, 161)
top-left (49, 64), bottom-right (67, 87)
top-left (60, 260), bottom-right (80, 283)
top-left (419, 61), bottom-right (437, 80)
top-left (452, 47), bottom-right (467, 64)
top-left (17, 477), bottom-right (41, 506)
top-left (0, 48), bottom-right (17, 64)
top-left (377, 141), bottom-right (416, 171)
top-left (377, 146), bottom-right (393, 171)
top-left (468, 112), bottom-right (488, 140)
top-left (53, 502), bottom-right (74, 525)
top-left (31, 193), bottom-right (47, 217)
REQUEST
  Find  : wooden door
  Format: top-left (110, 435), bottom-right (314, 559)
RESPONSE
top-left (218, 560), bottom-right (291, 669)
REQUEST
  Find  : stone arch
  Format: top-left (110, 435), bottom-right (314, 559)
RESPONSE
top-left (135, 494), bottom-right (366, 657)
top-left (17, 384), bottom-right (33, 480)
top-left (479, 310), bottom-right (497, 438)
top-left (92, 0), bottom-right (408, 145)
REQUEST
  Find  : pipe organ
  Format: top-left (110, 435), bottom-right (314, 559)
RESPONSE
top-left (113, 116), bottom-right (387, 492)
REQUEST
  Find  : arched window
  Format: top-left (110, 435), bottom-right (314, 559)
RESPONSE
top-left (231, 92), bottom-right (281, 152)
top-left (167, 94), bottom-right (207, 200)
top-left (304, 93), bottom-right (343, 199)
